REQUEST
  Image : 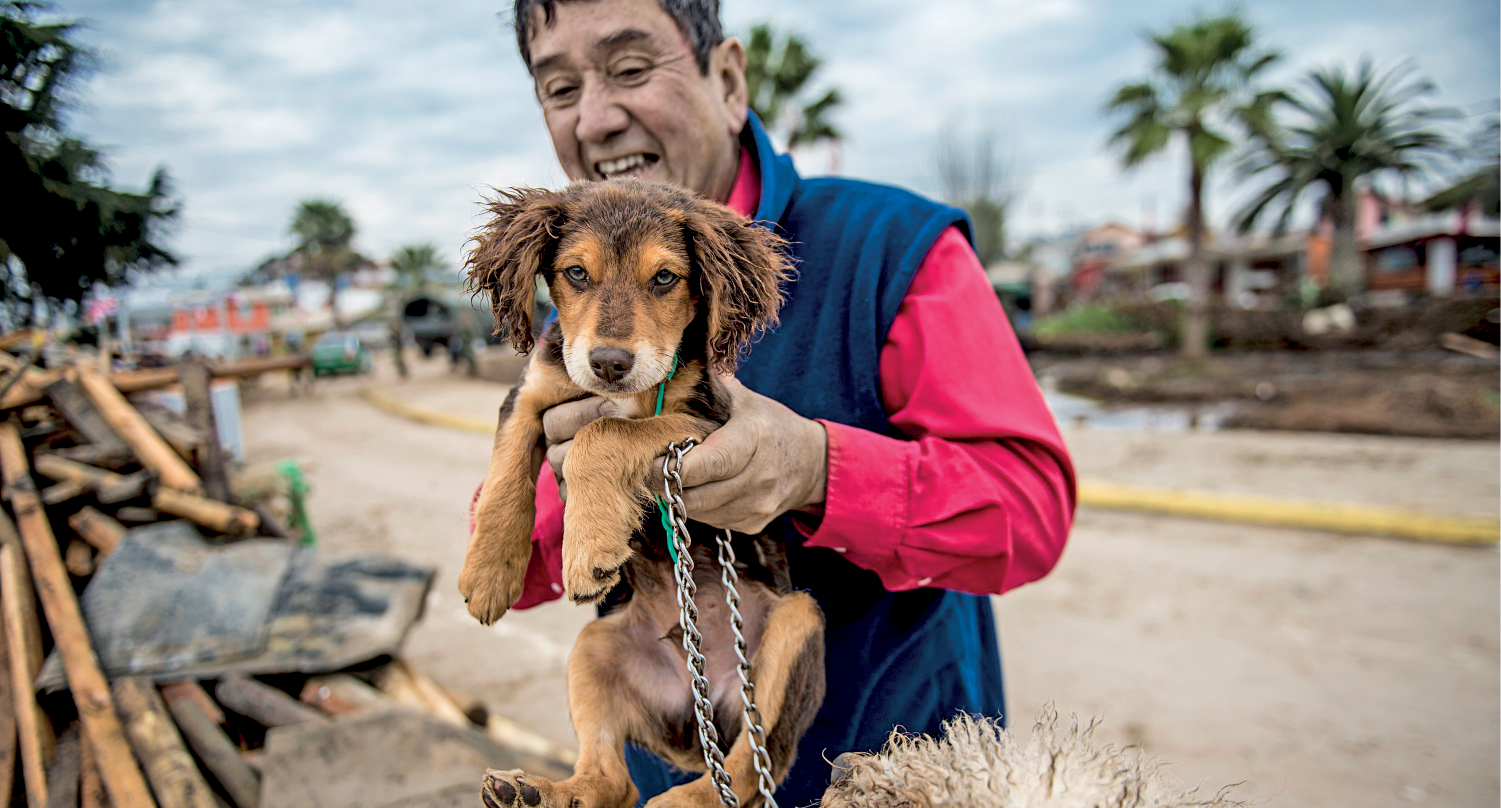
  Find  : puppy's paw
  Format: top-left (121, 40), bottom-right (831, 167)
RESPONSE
top-left (483, 769), bottom-right (636, 808)
top-left (457, 541), bottom-right (528, 625)
top-left (560, 503), bottom-right (638, 605)
top-left (560, 537), bottom-right (633, 607)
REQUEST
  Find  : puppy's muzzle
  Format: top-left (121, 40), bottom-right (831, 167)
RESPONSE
top-left (589, 347), bottom-right (635, 383)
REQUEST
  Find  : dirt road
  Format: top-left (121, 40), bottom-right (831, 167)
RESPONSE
top-left (242, 354), bottom-right (1498, 808)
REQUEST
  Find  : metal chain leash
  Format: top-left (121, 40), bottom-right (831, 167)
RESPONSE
top-left (715, 533), bottom-right (779, 806)
top-left (661, 439), bottom-right (779, 808)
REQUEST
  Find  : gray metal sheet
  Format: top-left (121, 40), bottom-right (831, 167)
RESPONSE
top-left (38, 522), bottom-right (293, 690)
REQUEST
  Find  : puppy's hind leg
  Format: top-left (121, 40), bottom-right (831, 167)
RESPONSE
top-left (649, 592), bottom-right (826, 808)
top-left (483, 619), bottom-right (643, 808)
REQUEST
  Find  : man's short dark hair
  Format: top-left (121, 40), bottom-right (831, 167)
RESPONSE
top-left (512, 0), bottom-right (723, 75)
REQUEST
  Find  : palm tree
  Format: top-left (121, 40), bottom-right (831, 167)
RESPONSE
top-left (1235, 61), bottom-right (1458, 297)
top-left (1104, 13), bottom-right (1280, 357)
top-left (289, 199), bottom-right (362, 326)
top-left (388, 242), bottom-right (443, 291)
top-left (1422, 118), bottom-right (1497, 219)
top-left (743, 24), bottom-right (842, 150)
top-left (290, 199), bottom-right (362, 280)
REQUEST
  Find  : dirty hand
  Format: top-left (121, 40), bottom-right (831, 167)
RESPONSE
top-left (542, 396), bottom-right (618, 502)
top-left (658, 376), bottom-right (828, 534)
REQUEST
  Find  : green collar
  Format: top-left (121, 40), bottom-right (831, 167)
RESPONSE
top-left (654, 352), bottom-right (682, 561)
top-left (653, 354), bottom-right (680, 416)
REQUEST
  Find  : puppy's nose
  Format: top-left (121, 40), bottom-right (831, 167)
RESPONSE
top-left (589, 347), bottom-right (635, 383)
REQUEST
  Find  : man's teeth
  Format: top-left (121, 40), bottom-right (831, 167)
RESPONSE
top-left (597, 154), bottom-right (651, 179)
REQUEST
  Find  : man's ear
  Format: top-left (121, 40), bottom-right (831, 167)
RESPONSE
top-left (713, 37), bottom-right (750, 134)
top-left (465, 187), bottom-right (569, 354)
top-left (682, 200), bottom-right (792, 373)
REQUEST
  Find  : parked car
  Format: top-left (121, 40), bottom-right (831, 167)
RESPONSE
top-left (311, 330), bottom-right (372, 376)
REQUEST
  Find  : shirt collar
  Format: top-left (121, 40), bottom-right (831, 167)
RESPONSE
top-left (725, 145), bottom-right (761, 218)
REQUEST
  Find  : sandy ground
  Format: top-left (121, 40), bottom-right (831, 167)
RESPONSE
top-left (241, 350), bottom-right (1499, 808)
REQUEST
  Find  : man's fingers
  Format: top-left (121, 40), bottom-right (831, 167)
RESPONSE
top-left (676, 429), bottom-right (753, 488)
top-left (546, 440), bottom-right (571, 483)
top-left (676, 477), bottom-right (747, 521)
top-left (542, 396), bottom-right (615, 444)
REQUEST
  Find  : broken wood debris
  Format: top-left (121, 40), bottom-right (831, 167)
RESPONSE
top-left (0, 335), bottom-right (566, 808)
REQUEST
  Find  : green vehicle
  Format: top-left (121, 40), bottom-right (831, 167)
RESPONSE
top-left (311, 330), bottom-right (372, 376)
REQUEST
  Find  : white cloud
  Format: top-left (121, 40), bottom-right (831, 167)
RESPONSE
top-left (56, 0), bottom-right (1499, 276)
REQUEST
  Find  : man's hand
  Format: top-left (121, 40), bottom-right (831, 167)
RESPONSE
top-left (657, 376), bottom-right (827, 534)
top-left (540, 377), bottom-right (829, 533)
top-left (542, 396), bottom-right (618, 502)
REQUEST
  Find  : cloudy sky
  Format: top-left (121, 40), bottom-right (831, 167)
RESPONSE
top-left (59, 0), bottom-right (1500, 279)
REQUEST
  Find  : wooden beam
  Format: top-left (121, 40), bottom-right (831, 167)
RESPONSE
top-left (44, 378), bottom-right (128, 454)
top-left (152, 489), bottom-right (258, 536)
top-left (63, 540), bottom-right (94, 577)
top-left (181, 358), bottom-right (229, 503)
top-left (0, 422), bottom-right (157, 808)
top-left (112, 677), bottom-right (217, 808)
top-left (136, 407), bottom-right (204, 465)
top-left (372, 658), bottom-right (469, 727)
top-left (213, 677), bottom-right (328, 728)
top-left (161, 689), bottom-right (258, 808)
top-left (42, 726), bottom-right (78, 808)
top-left (79, 737), bottom-right (107, 808)
top-left (158, 682), bottom-right (224, 727)
top-left (33, 454), bottom-right (149, 504)
top-left (39, 479), bottom-right (90, 506)
top-left (299, 674), bottom-right (391, 717)
top-left (0, 619), bottom-right (16, 808)
top-left (50, 444), bottom-right (137, 470)
top-left (68, 507), bottom-right (125, 556)
top-left (0, 510), bottom-right (53, 808)
top-left (76, 368), bottom-right (200, 494)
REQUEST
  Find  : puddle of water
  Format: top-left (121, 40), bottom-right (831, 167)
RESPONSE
top-left (1041, 385), bottom-right (1237, 432)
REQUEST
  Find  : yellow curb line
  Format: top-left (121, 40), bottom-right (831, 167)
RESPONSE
top-left (1080, 481), bottom-right (1499, 546)
top-left (362, 386), bottom-right (1500, 547)
top-left (361, 387), bottom-right (494, 434)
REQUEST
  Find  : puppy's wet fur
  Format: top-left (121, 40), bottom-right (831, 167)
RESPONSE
top-left (460, 180), bottom-right (825, 808)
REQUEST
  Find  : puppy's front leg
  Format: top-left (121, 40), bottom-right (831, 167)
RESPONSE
top-left (459, 357), bottom-right (577, 624)
top-left (560, 412), bottom-right (715, 604)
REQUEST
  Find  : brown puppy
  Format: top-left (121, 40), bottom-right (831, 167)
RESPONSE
top-left (461, 179), bottom-right (825, 808)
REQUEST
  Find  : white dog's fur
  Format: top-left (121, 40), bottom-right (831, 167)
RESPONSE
top-left (820, 706), bottom-right (1244, 808)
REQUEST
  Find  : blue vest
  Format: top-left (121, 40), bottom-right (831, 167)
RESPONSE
top-left (627, 113), bottom-right (1006, 805)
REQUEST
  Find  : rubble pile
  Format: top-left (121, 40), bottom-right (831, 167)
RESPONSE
top-left (0, 334), bottom-right (571, 808)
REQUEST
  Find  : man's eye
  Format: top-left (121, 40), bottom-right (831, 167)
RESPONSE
top-left (546, 83), bottom-right (578, 100)
top-left (653, 270), bottom-right (677, 286)
top-left (565, 266), bottom-right (589, 283)
top-left (613, 62), bottom-right (650, 82)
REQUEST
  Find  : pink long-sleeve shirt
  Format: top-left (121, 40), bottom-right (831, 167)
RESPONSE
top-left (486, 152), bottom-right (1075, 609)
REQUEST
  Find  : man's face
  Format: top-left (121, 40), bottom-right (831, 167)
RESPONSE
top-left (525, 0), bottom-right (748, 203)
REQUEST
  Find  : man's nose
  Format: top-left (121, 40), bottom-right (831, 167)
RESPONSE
top-left (575, 83), bottom-right (629, 146)
top-left (589, 347), bottom-right (634, 383)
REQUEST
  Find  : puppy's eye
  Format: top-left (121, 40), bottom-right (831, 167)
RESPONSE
top-left (653, 269), bottom-right (677, 287)
top-left (564, 266), bottom-right (589, 284)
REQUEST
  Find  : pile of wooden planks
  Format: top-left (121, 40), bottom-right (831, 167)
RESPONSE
top-left (0, 346), bottom-right (559, 807)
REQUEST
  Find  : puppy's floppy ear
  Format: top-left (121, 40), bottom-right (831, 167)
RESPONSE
top-left (683, 200), bottom-right (793, 373)
top-left (465, 187), bottom-right (569, 354)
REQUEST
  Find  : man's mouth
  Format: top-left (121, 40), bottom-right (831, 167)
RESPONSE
top-left (595, 153), bottom-right (659, 180)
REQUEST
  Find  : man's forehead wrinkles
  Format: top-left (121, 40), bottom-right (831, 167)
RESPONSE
top-left (596, 28), bottom-right (656, 53)
top-left (532, 28), bottom-right (660, 75)
top-left (530, 51), bottom-right (570, 75)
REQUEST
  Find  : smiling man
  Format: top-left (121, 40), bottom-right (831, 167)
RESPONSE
top-left (486, 0), bottom-right (1077, 804)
